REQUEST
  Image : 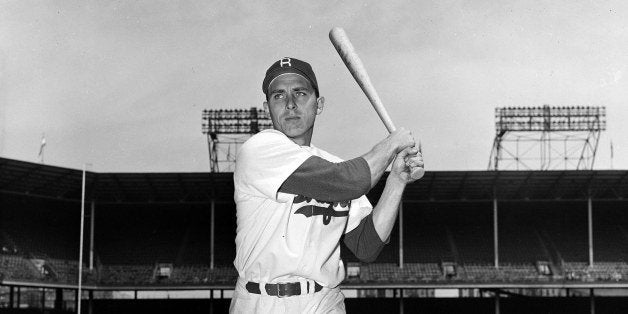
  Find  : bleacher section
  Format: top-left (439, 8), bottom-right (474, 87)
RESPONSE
top-left (0, 254), bottom-right (40, 281)
top-left (212, 203), bottom-right (237, 267)
top-left (1, 194), bottom-right (80, 260)
top-left (176, 205), bottom-right (212, 266)
top-left (538, 201), bottom-right (589, 263)
top-left (593, 202), bottom-right (628, 262)
top-left (499, 202), bottom-right (550, 263)
top-left (95, 204), bottom-right (190, 265)
top-left (403, 204), bottom-right (455, 263)
top-left (2, 172), bottom-right (628, 287)
top-left (563, 262), bottom-right (628, 282)
top-left (443, 202), bottom-right (494, 264)
top-left (99, 265), bottom-right (154, 285)
top-left (362, 263), bottom-right (443, 283)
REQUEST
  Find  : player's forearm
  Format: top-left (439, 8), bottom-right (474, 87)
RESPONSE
top-left (372, 175), bottom-right (406, 241)
top-left (360, 140), bottom-right (396, 188)
top-left (343, 214), bottom-right (386, 263)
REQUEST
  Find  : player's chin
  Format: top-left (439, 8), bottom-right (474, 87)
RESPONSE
top-left (282, 123), bottom-right (306, 133)
top-left (280, 127), bottom-right (303, 138)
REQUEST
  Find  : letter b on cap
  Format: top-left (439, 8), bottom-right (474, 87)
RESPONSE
top-left (280, 57), bottom-right (292, 67)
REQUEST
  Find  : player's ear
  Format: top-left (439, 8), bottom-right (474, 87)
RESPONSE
top-left (263, 101), bottom-right (269, 113)
top-left (316, 97), bottom-right (325, 115)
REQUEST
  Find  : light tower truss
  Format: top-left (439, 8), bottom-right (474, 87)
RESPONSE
top-left (202, 108), bottom-right (273, 172)
top-left (488, 105), bottom-right (606, 171)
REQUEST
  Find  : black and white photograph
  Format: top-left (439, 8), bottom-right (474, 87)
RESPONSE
top-left (1, 1), bottom-right (628, 313)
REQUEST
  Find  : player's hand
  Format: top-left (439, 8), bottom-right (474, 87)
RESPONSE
top-left (387, 128), bottom-right (415, 154)
top-left (390, 146), bottom-right (424, 184)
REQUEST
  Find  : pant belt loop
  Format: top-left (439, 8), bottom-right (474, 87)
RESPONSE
top-left (303, 279), bottom-right (314, 294)
top-left (298, 278), bottom-right (307, 295)
top-left (259, 280), bottom-right (268, 296)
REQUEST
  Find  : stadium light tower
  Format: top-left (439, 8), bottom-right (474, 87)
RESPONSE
top-left (489, 105), bottom-right (606, 170)
top-left (201, 108), bottom-right (273, 172)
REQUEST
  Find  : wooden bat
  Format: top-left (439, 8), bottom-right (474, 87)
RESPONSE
top-left (329, 27), bottom-right (424, 180)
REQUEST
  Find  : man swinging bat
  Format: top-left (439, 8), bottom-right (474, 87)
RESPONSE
top-left (230, 53), bottom-right (423, 313)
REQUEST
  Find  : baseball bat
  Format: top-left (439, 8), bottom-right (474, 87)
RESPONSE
top-left (329, 27), bottom-right (424, 180)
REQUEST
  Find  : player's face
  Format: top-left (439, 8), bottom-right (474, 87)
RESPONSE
top-left (264, 73), bottom-right (324, 146)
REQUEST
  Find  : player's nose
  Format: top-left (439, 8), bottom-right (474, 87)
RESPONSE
top-left (285, 94), bottom-right (297, 110)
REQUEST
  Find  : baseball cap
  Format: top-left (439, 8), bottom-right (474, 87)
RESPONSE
top-left (262, 57), bottom-right (319, 97)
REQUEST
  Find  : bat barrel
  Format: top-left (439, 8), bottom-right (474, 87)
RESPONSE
top-left (329, 27), bottom-right (397, 133)
top-left (330, 27), bottom-right (424, 180)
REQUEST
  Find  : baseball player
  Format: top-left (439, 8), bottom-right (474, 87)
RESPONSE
top-left (231, 57), bottom-right (423, 313)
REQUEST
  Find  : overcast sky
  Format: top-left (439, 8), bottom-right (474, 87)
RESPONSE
top-left (1, 0), bottom-right (627, 172)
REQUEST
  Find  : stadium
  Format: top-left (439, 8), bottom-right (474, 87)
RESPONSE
top-left (2, 155), bottom-right (628, 313)
top-left (3, 2), bottom-right (628, 313)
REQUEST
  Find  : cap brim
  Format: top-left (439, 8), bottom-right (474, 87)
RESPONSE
top-left (267, 73), bottom-right (311, 91)
top-left (264, 68), bottom-right (313, 94)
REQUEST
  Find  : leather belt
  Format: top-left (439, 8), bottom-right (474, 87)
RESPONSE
top-left (245, 281), bottom-right (323, 297)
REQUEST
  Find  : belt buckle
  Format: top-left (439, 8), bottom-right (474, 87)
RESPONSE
top-left (276, 283), bottom-right (287, 298)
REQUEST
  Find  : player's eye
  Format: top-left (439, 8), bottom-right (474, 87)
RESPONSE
top-left (273, 93), bottom-right (285, 100)
top-left (295, 91), bottom-right (307, 97)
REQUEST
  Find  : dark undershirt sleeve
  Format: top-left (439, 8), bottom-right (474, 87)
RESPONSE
top-left (278, 156), bottom-right (371, 202)
top-left (343, 213), bottom-right (387, 263)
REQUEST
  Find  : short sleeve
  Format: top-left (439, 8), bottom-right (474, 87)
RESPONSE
top-left (345, 195), bottom-right (373, 234)
top-left (234, 130), bottom-right (313, 202)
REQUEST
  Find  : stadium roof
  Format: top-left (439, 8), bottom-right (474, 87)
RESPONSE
top-left (1, 157), bottom-right (627, 204)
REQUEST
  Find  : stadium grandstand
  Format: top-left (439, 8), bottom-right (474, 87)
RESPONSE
top-left (1, 156), bottom-right (628, 313)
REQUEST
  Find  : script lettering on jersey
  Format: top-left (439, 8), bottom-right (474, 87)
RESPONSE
top-left (292, 195), bottom-right (350, 225)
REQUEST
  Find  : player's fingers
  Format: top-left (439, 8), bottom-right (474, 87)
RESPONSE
top-left (404, 149), bottom-right (423, 165)
top-left (399, 146), bottom-right (418, 159)
top-left (391, 128), bottom-right (416, 151)
top-left (402, 148), bottom-right (421, 160)
top-left (398, 139), bottom-right (415, 153)
top-left (405, 155), bottom-right (424, 168)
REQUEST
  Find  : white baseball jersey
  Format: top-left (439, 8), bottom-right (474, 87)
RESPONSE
top-left (233, 129), bottom-right (373, 288)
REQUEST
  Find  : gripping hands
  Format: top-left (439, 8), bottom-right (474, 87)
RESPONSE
top-left (361, 128), bottom-right (425, 187)
top-left (387, 128), bottom-right (424, 182)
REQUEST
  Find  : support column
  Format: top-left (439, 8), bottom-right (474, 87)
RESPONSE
top-left (54, 288), bottom-right (63, 312)
top-left (210, 288), bottom-right (214, 314)
top-left (399, 288), bottom-right (404, 314)
top-left (493, 198), bottom-right (499, 268)
top-left (41, 288), bottom-right (45, 311)
top-left (494, 292), bottom-right (500, 314)
top-left (210, 199), bottom-right (215, 270)
top-left (399, 202), bottom-right (404, 269)
top-left (89, 201), bottom-right (95, 271)
top-left (9, 286), bottom-right (14, 309)
top-left (78, 164), bottom-right (87, 314)
top-left (88, 290), bottom-right (93, 314)
top-left (588, 197), bottom-right (594, 267)
top-left (209, 290), bottom-right (214, 314)
top-left (590, 288), bottom-right (595, 314)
